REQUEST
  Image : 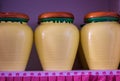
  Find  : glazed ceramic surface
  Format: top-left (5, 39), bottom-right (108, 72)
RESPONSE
top-left (0, 12), bottom-right (33, 71)
top-left (81, 12), bottom-right (120, 70)
top-left (35, 12), bottom-right (79, 70)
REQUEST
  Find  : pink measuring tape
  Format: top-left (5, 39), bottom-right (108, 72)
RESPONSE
top-left (0, 70), bottom-right (120, 81)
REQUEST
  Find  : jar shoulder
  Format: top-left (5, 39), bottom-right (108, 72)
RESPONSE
top-left (0, 22), bottom-right (33, 34)
top-left (35, 23), bottom-right (79, 33)
top-left (81, 22), bottom-right (120, 32)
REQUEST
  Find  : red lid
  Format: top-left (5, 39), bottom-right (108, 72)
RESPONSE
top-left (84, 11), bottom-right (120, 19)
top-left (38, 12), bottom-right (74, 19)
top-left (0, 12), bottom-right (29, 20)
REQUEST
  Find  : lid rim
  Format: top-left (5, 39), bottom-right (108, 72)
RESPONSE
top-left (0, 17), bottom-right (29, 22)
top-left (85, 17), bottom-right (119, 23)
top-left (38, 17), bottom-right (73, 23)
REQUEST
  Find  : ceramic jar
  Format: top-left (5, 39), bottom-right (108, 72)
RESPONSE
top-left (81, 11), bottom-right (120, 70)
top-left (0, 12), bottom-right (33, 71)
top-left (35, 12), bottom-right (79, 70)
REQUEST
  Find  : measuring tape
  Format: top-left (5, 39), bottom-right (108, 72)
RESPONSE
top-left (0, 70), bottom-right (119, 76)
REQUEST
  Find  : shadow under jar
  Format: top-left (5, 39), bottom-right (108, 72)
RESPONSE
top-left (35, 12), bottom-right (79, 71)
top-left (81, 11), bottom-right (120, 70)
top-left (0, 12), bottom-right (33, 71)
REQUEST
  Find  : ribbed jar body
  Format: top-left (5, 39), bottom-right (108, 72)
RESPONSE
top-left (35, 12), bottom-right (79, 70)
top-left (81, 12), bottom-right (120, 70)
top-left (0, 12), bottom-right (33, 71)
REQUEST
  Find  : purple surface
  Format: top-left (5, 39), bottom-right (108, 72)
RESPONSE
top-left (109, 0), bottom-right (119, 12)
top-left (0, 0), bottom-right (111, 28)
top-left (0, 0), bottom-right (119, 70)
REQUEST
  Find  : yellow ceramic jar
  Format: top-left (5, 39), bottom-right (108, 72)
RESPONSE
top-left (35, 12), bottom-right (79, 70)
top-left (0, 12), bottom-right (33, 71)
top-left (81, 12), bottom-right (120, 70)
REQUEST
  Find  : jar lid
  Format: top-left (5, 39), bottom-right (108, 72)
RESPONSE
top-left (0, 12), bottom-right (29, 21)
top-left (84, 11), bottom-right (120, 19)
top-left (84, 11), bottom-right (120, 23)
top-left (38, 12), bottom-right (74, 19)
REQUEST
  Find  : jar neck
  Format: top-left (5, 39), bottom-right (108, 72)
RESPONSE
top-left (85, 17), bottom-right (119, 23)
top-left (0, 18), bottom-right (28, 23)
top-left (39, 18), bottom-right (73, 24)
